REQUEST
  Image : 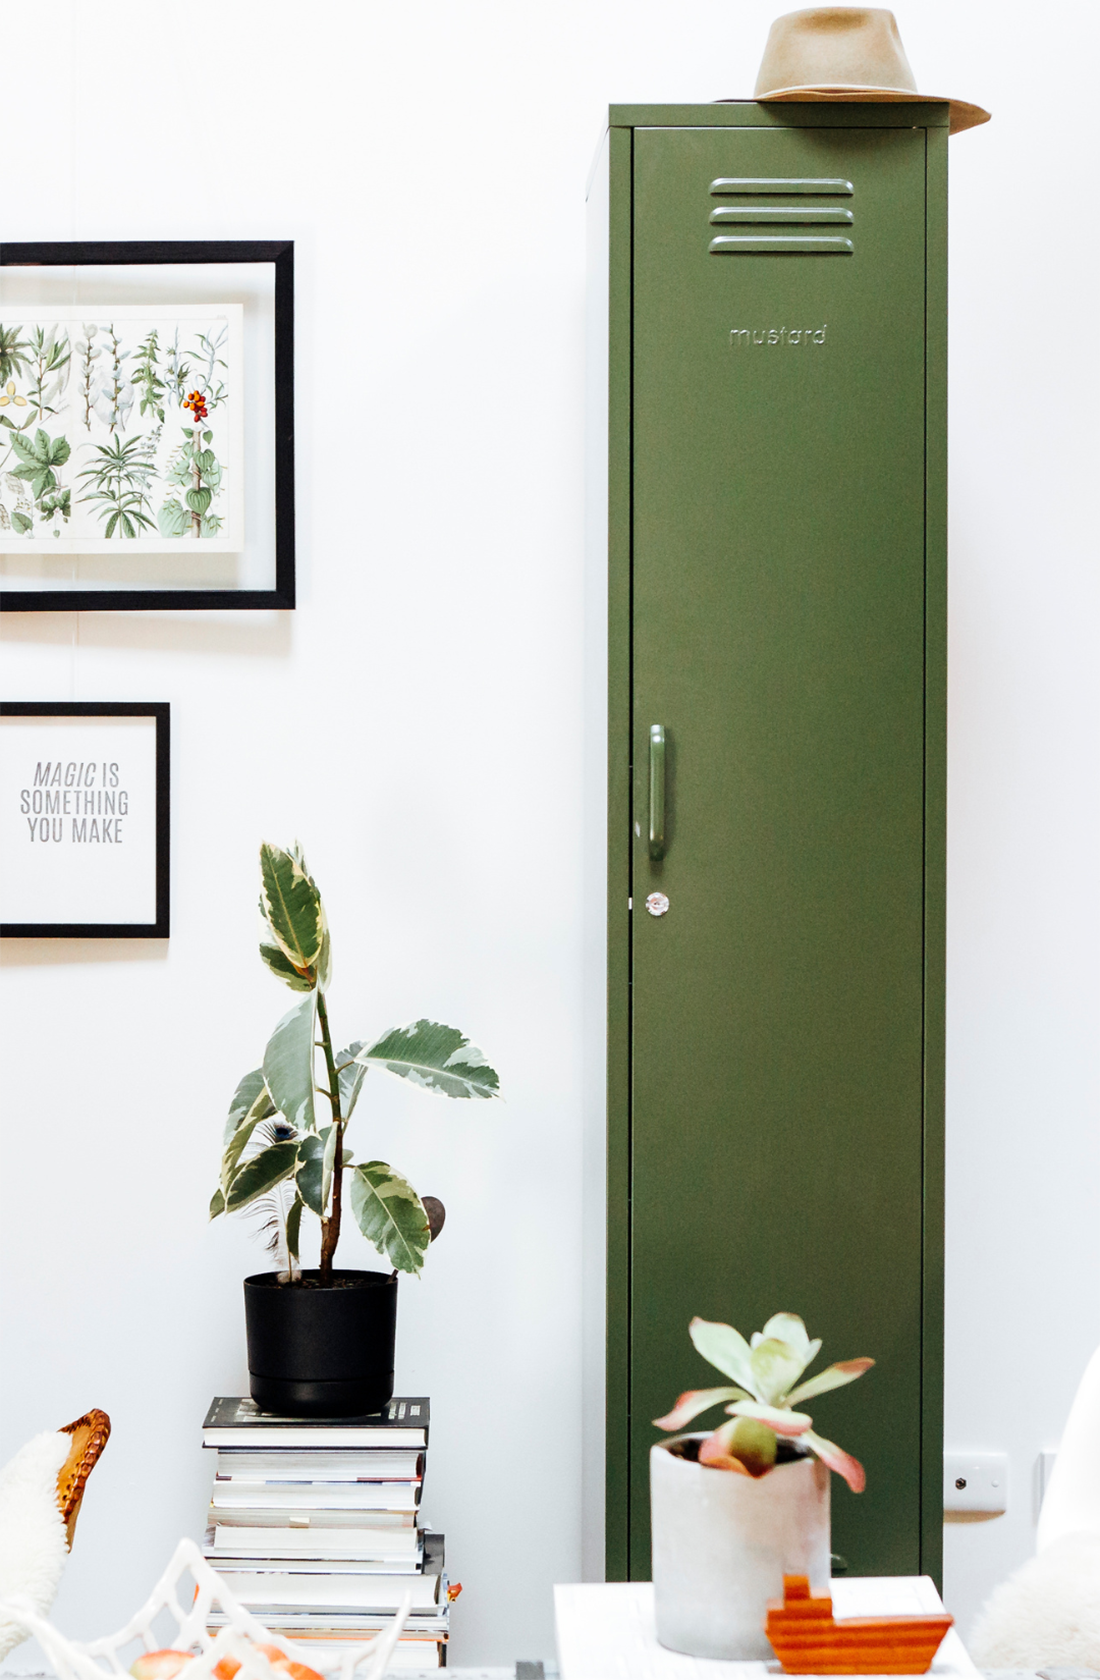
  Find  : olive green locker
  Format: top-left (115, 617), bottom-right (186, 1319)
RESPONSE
top-left (591, 104), bottom-right (946, 1585)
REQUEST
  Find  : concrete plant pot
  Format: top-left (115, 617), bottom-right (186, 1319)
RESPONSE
top-left (650, 1437), bottom-right (831, 1659)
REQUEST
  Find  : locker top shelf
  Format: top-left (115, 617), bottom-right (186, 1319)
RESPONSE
top-left (607, 101), bottom-right (951, 130)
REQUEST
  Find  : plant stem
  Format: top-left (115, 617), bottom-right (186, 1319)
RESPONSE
top-left (316, 988), bottom-right (344, 1284)
top-left (108, 326), bottom-right (121, 434)
top-left (83, 342), bottom-right (94, 430)
top-left (190, 425), bottom-right (203, 536)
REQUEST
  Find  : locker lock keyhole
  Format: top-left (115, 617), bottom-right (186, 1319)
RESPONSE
top-left (955, 1477), bottom-right (967, 1490)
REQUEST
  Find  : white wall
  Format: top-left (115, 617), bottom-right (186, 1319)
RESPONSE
top-left (942, 0), bottom-right (1100, 1630)
top-left (2, 0), bottom-right (1099, 1664)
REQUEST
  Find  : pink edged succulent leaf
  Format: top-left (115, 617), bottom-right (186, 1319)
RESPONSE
top-left (659, 1311), bottom-right (874, 1488)
top-left (652, 1385), bottom-right (749, 1431)
top-left (787, 1357), bottom-right (875, 1407)
top-left (724, 1400), bottom-right (812, 1436)
top-left (701, 1416), bottom-right (777, 1478)
top-left (697, 1439), bottom-right (753, 1475)
top-left (802, 1428), bottom-right (867, 1493)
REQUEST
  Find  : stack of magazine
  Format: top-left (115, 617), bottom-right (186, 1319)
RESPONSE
top-left (201, 1397), bottom-right (451, 1670)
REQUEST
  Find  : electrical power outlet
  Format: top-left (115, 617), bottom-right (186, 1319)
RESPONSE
top-left (943, 1451), bottom-right (1009, 1513)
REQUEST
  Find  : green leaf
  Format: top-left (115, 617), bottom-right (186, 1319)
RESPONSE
top-left (295, 1132), bottom-right (325, 1215)
top-left (223, 1068), bottom-right (272, 1145)
top-left (285, 1194), bottom-right (304, 1260)
top-left (220, 1120), bottom-right (270, 1197)
top-left (321, 1122), bottom-right (339, 1210)
top-left (203, 429), bottom-right (213, 443)
top-left (749, 1337), bottom-right (808, 1405)
top-left (258, 841), bottom-right (325, 978)
top-left (349, 1161), bottom-right (431, 1275)
top-left (262, 992), bottom-right (317, 1134)
top-left (260, 940), bottom-right (315, 992)
top-left (354, 1020), bottom-right (500, 1100)
top-left (226, 1140), bottom-right (299, 1211)
top-left (316, 923), bottom-right (332, 990)
top-left (167, 448), bottom-right (194, 487)
top-left (185, 486), bottom-right (212, 515)
top-left (689, 1317), bottom-right (756, 1390)
top-left (11, 511), bottom-right (31, 533)
top-left (48, 435), bottom-right (70, 466)
top-left (9, 431), bottom-right (38, 463)
top-left (209, 1186), bottom-right (226, 1219)
top-left (296, 1125), bottom-right (339, 1215)
top-left (756, 1314), bottom-right (820, 1366)
top-left (335, 1041), bottom-right (368, 1118)
top-left (220, 1071), bottom-right (277, 1193)
top-left (157, 499), bottom-right (189, 537)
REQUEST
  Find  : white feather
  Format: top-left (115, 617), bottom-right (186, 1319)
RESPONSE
top-left (0, 1430), bottom-right (71, 1659)
top-left (969, 1531), bottom-right (1100, 1669)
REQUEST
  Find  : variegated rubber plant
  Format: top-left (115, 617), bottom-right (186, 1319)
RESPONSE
top-left (210, 842), bottom-right (500, 1283)
top-left (653, 1314), bottom-right (873, 1491)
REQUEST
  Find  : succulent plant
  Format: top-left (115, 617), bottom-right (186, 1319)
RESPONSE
top-left (653, 1313), bottom-right (873, 1491)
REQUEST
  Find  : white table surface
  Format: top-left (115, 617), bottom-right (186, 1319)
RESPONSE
top-left (554, 1577), bottom-right (979, 1680)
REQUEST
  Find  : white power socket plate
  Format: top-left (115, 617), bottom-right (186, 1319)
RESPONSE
top-left (943, 1451), bottom-right (1009, 1513)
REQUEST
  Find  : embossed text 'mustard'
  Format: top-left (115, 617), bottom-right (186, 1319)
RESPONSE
top-left (730, 325), bottom-right (827, 347)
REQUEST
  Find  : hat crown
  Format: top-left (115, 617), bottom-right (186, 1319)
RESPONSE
top-left (755, 7), bottom-right (918, 96)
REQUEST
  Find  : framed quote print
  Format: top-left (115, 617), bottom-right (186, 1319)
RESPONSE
top-left (0, 240), bottom-right (293, 612)
top-left (0, 703), bottom-right (169, 937)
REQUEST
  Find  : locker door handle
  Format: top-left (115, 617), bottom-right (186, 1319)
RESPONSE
top-left (649, 725), bottom-right (666, 860)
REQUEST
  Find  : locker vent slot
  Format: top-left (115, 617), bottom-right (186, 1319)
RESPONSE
top-left (710, 177), bottom-right (854, 195)
top-left (709, 236), bottom-right (854, 256)
top-left (710, 206), bottom-right (854, 226)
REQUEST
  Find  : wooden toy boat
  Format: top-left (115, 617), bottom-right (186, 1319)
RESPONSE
top-left (765, 1575), bottom-right (953, 1675)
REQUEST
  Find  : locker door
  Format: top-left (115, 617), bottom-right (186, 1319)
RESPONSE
top-left (628, 124), bottom-right (930, 1579)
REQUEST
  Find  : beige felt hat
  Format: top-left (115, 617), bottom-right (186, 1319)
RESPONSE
top-left (750, 7), bottom-right (990, 135)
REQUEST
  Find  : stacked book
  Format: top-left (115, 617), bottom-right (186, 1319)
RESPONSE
top-left (201, 1397), bottom-right (451, 1670)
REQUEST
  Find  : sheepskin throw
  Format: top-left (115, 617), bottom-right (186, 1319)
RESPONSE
top-left (969, 1531), bottom-right (1100, 1669)
top-left (0, 1430), bottom-right (72, 1660)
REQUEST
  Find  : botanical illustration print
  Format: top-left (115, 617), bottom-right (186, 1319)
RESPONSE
top-left (0, 306), bottom-right (241, 553)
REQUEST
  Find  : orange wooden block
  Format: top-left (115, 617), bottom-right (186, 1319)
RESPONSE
top-left (765, 1575), bottom-right (953, 1675)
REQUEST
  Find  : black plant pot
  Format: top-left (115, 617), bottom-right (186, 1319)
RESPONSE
top-left (244, 1269), bottom-right (398, 1418)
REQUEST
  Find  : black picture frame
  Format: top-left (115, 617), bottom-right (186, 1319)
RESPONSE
top-left (0, 240), bottom-right (294, 612)
top-left (0, 701), bottom-right (170, 938)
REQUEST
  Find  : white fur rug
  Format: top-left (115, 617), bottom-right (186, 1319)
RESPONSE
top-left (969, 1531), bottom-right (1100, 1669)
top-left (0, 1432), bottom-right (71, 1661)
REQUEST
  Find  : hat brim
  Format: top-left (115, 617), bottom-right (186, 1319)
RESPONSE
top-left (756, 86), bottom-right (991, 136)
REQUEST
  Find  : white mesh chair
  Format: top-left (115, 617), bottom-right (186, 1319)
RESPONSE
top-left (0, 1537), bottom-right (410, 1680)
